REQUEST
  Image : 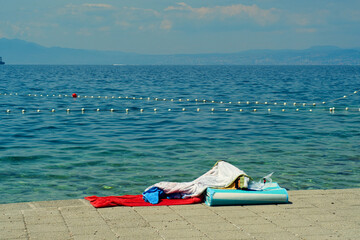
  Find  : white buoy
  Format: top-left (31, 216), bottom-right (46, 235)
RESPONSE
top-left (154, 108), bottom-right (157, 112)
top-left (239, 109), bottom-right (243, 112)
top-left (313, 103), bottom-right (316, 106)
top-left (225, 109), bottom-right (229, 111)
top-left (51, 109), bottom-right (55, 112)
top-left (182, 108), bottom-right (186, 111)
top-left (140, 109), bottom-right (144, 112)
top-left (168, 109), bottom-right (171, 111)
top-left (110, 109), bottom-right (114, 112)
top-left (255, 101), bottom-right (259, 104)
top-left (343, 95), bottom-right (347, 98)
top-left (282, 109), bottom-right (285, 112)
top-left (37, 109), bottom-right (41, 112)
top-left (211, 108), bottom-right (215, 111)
top-left (66, 109), bottom-right (70, 112)
top-left (197, 108), bottom-right (200, 112)
top-left (345, 107), bottom-right (349, 111)
top-left (265, 102), bottom-right (268, 105)
top-left (296, 109), bottom-right (299, 111)
top-left (309, 109), bottom-right (313, 112)
top-left (293, 102), bottom-right (296, 106)
top-left (97, 109), bottom-right (100, 112)
top-left (126, 109), bottom-right (129, 113)
top-left (253, 109), bottom-right (257, 112)
top-left (6, 109), bottom-right (10, 113)
top-left (81, 108), bottom-right (85, 112)
top-left (322, 102), bottom-right (326, 104)
top-left (268, 108), bottom-right (271, 112)
top-left (284, 102), bottom-right (287, 106)
top-left (246, 101), bottom-right (250, 104)
top-left (303, 103), bottom-right (306, 106)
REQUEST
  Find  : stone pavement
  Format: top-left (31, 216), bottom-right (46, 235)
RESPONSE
top-left (1, 188), bottom-right (359, 240)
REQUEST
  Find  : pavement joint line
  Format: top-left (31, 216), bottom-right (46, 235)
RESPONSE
top-left (95, 207), bottom-right (124, 239)
top-left (151, 205), bottom-right (210, 239)
top-left (20, 210), bottom-right (30, 240)
top-left (133, 206), bottom-right (177, 240)
top-left (58, 206), bottom-right (74, 238)
top-left (208, 205), bottom-right (255, 239)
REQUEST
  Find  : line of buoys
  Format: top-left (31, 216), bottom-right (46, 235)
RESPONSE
top-left (3, 106), bottom-right (360, 114)
top-left (1, 88), bottom-right (359, 107)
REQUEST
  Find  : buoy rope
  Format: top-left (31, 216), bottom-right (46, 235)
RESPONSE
top-left (0, 88), bottom-right (359, 107)
top-left (3, 106), bottom-right (360, 114)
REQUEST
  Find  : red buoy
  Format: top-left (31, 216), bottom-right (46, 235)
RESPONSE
top-left (72, 93), bottom-right (77, 98)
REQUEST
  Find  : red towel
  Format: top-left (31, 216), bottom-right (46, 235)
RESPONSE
top-left (85, 195), bottom-right (203, 208)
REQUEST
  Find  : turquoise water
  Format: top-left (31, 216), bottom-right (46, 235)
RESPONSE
top-left (0, 65), bottom-right (359, 204)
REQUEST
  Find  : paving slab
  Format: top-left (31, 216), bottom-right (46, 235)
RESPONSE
top-left (253, 231), bottom-right (301, 240)
top-left (0, 188), bottom-right (359, 240)
top-left (205, 229), bottom-right (252, 240)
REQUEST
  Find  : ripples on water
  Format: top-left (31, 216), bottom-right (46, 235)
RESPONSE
top-left (0, 65), bottom-right (359, 203)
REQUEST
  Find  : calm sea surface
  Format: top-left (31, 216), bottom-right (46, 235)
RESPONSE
top-left (0, 65), bottom-right (359, 204)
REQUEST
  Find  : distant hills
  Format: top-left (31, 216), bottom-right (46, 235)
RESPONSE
top-left (0, 38), bottom-right (359, 65)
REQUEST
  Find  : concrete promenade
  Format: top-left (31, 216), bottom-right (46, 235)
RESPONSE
top-left (1, 188), bottom-right (359, 240)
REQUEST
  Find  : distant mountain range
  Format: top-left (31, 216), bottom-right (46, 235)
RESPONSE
top-left (0, 38), bottom-right (359, 65)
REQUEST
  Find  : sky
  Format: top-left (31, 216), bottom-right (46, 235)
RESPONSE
top-left (0, 0), bottom-right (360, 54)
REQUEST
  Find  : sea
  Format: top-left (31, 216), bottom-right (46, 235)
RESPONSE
top-left (0, 65), bottom-right (359, 204)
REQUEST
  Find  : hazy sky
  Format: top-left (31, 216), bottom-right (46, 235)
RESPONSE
top-left (1, 0), bottom-right (359, 54)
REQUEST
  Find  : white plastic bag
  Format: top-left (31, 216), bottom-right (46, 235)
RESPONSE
top-left (248, 172), bottom-right (274, 191)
